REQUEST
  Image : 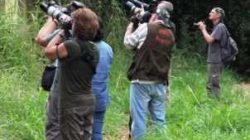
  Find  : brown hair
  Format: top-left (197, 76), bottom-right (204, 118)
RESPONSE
top-left (71, 8), bottom-right (99, 40)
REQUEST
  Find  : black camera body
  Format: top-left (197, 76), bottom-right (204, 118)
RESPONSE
top-left (40, 0), bottom-right (85, 30)
top-left (125, 0), bottom-right (150, 23)
top-left (124, 0), bottom-right (159, 23)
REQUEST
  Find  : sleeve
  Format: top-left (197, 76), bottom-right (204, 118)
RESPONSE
top-left (211, 24), bottom-right (224, 41)
top-left (123, 23), bottom-right (148, 49)
top-left (63, 40), bottom-right (81, 61)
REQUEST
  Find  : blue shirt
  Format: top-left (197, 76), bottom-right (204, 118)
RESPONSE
top-left (92, 41), bottom-right (113, 111)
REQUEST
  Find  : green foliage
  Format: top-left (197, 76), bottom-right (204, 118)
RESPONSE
top-left (176, 22), bottom-right (206, 57)
top-left (0, 12), bottom-right (46, 140)
top-left (0, 12), bottom-right (43, 80)
top-left (168, 0), bottom-right (250, 77)
top-left (0, 71), bottom-right (46, 140)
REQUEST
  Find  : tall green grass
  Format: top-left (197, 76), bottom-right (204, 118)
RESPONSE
top-left (0, 13), bottom-right (47, 140)
top-left (103, 47), bottom-right (250, 140)
top-left (0, 9), bottom-right (250, 140)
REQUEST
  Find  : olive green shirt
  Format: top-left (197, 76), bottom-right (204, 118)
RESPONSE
top-left (58, 39), bottom-right (98, 109)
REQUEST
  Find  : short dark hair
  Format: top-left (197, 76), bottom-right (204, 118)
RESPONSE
top-left (92, 17), bottom-right (104, 42)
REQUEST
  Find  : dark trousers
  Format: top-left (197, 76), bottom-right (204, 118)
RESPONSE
top-left (207, 63), bottom-right (223, 98)
top-left (46, 91), bottom-right (95, 140)
top-left (46, 91), bottom-right (61, 140)
top-left (60, 105), bottom-right (95, 140)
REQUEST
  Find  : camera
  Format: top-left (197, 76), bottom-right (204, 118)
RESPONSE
top-left (125, 0), bottom-right (150, 13)
top-left (40, 0), bottom-right (85, 29)
top-left (193, 22), bottom-right (200, 26)
top-left (124, 0), bottom-right (158, 23)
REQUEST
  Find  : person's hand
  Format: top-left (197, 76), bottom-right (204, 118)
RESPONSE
top-left (130, 15), bottom-right (139, 26)
top-left (52, 18), bottom-right (59, 26)
top-left (149, 13), bottom-right (157, 23)
top-left (47, 17), bottom-right (58, 26)
top-left (197, 21), bottom-right (206, 31)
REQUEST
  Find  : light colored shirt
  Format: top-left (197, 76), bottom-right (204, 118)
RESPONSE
top-left (123, 21), bottom-right (166, 50)
top-left (123, 23), bottom-right (148, 50)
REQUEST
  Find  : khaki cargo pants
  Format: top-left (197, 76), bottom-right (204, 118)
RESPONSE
top-left (207, 63), bottom-right (223, 99)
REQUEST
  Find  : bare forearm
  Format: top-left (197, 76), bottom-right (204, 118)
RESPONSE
top-left (197, 21), bottom-right (215, 44)
top-left (35, 17), bottom-right (58, 47)
top-left (125, 22), bottom-right (135, 37)
top-left (201, 29), bottom-right (214, 44)
top-left (45, 30), bottom-right (64, 60)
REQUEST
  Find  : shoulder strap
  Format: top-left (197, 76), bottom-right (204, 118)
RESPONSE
top-left (222, 24), bottom-right (231, 37)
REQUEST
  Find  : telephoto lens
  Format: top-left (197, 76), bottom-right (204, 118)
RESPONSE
top-left (125, 1), bottom-right (138, 12)
top-left (66, 1), bottom-right (85, 14)
top-left (193, 22), bottom-right (199, 26)
top-left (46, 6), bottom-right (72, 29)
top-left (39, 0), bottom-right (86, 30)
top-left (130, 0), bottom-right (150, 9)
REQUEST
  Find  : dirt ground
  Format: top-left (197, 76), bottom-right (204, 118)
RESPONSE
top-left (234, 82), bottom-right (250, 99)
top-left (240, 83), bottom-right (250, 92)
top-left (104, 126), bottom-right (130, 140)
top-left (120, 128), bottom-right (130, 140)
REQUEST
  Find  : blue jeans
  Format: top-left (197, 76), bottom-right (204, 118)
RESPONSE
top-left (130, 83), bottom-right (167, 140)
top-left (92, 111), bottom-right (106, 140)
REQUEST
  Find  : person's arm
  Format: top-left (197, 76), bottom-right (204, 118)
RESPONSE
top-left (44, 30), bottom-right (68, 60)
top-left (198, 21), bottom-right (215, 44)
top-left (123, 23), bottom-right (148, 49)
top-left (124, 22), bottom-right (135, 40)
top-left (35, 17), bottom-right (58, 47)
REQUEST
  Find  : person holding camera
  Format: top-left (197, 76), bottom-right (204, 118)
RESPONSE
top-left (123, 1), bottom-right (175, 139)
top-left (91, 19), bottom-right (113, 140)
top-left (37, 7), bottom-right (99, 140)
top-left (35, 16), bottom-right (62, 140)
top-left (196, 7), bottom-right (227, 99)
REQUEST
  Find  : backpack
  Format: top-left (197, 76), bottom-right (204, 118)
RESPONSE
top-left (221, 27), bottom-right (239, 65)
top-left (41, 64), bottom-right (56, 91)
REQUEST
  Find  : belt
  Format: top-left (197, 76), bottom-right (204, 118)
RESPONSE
top-left (131, 79), bottom-right (163, 84)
